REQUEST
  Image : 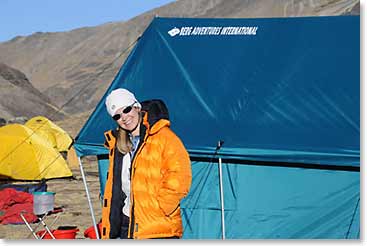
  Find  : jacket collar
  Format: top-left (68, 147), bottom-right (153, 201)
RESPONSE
top-left (142, 112), bottom-right (170, 136)
top-left (104, 130), bottom-right (116, 149)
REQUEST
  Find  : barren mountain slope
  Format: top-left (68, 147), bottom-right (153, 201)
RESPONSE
top-left (0, 0), bottom-right (359, 118)
top-left (0, 63), bottom-right (65, 121)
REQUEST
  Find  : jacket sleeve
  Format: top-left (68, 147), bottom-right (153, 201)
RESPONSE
top-left (157, 128), bottom-right (192, 216)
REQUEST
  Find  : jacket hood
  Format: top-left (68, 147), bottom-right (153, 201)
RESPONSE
top-left (141, 99), bottom-right (169, 126)
top-left (141, 99), bottom-right (170, 136)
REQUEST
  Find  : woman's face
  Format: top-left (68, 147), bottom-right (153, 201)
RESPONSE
top-left (114, 104), bottom-right (141, 135)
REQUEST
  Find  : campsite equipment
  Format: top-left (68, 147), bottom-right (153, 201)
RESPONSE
top-left (216, 140), bottom-right (225, 239)
top-left (66, 146), bottom-right (80, 168)
top-left (0, 180), bottom-right (47, 193)
top-left (37, 226), bottom-right (79, 239)
top-left (78, 156), bottom-right (100, 239)
top-left (20, 211), bottom-right (57, 239)
top-left (20, 193), bottom-right (63, 239)
top-left (20, 191), bottom-right (56, 239)
top-left (0, 124), bottom-right (73, 180)
top-left (25, 116), bottom-right (73, 152)
top-left (33, 192), bottom-right (55, 215)
top-left (25, 116), bottom-right (78, 169)
top-left (84, 223), bottom-right (102, 239)
top-left (0, 188), bottom-right (38, 225)
top-left (74, 16), bottom-right (360, 239)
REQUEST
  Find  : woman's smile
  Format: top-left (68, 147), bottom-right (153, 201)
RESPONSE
top-left (116, 106), bottom-right (140, 135)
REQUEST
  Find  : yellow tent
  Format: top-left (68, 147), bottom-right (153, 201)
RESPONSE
top-left (66, 145), bottom-right (80, 168)
top-left (25, 116), bottom-right (73, 152)
top-left (0, 124), bottom-right (73, 180)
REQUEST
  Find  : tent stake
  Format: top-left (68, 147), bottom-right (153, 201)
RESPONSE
top-left (78, 156), bottom-right (100, 239)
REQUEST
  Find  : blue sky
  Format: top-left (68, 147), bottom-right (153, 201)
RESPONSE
top-left (0, 0), bottom-right (175, 42)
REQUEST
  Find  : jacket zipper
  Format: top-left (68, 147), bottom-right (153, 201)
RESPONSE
top-left (128, 112), bottom-right (150, 238)
top-left (128, 141), bottom-right (146, 238)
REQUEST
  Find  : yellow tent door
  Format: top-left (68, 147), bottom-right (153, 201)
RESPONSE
top-left (0, 124), bottom-right (73, 180)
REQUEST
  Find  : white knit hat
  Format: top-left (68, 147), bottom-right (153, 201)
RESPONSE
top-left (105, 88), bottom-right (141, 117)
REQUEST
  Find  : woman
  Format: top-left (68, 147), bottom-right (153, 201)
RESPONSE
top-left (101, 88), bottom-right (192, 239)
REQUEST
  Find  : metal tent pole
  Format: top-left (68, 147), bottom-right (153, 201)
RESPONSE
top-left (218, 155), bottom-right (226, 240)
top-left (78, 156), bottom-right (100, 239)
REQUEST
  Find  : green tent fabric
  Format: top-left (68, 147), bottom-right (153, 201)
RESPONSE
top-left (74, 16), bottom-right (359, 239)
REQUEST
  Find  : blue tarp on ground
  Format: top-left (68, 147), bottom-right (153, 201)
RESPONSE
top-left (74, 16), bottom-right (360, 239)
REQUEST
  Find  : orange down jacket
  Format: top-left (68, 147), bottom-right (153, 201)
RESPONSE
top-left (101, 102), bottom-right (192, 239)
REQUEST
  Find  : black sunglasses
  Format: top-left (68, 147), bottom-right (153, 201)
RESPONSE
top-left (112, 104), bottom-right (134, 121)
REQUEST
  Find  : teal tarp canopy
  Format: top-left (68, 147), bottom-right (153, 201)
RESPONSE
top-left (75, 16), bottom-right (360, 239)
